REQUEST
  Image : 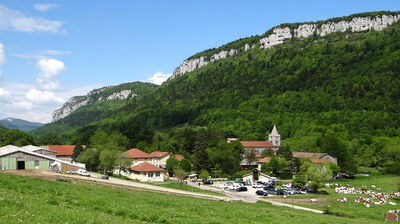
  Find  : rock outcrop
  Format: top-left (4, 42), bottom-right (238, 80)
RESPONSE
top-left (52, 88), bottom-right (136, 122)
top-left (172, 13), bottom-right (400, 77)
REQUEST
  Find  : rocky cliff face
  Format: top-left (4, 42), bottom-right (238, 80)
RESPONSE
top-left (172, 13), bottom-right (399, 77)
top-left (52, 88), bottom-right (136, 122)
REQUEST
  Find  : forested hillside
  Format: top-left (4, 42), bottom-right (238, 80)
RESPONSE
top-left (32, 11), bottom-right (400, 175)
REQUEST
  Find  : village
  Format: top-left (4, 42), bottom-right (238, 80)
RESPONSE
top-left (0, 126), bottom-right (399, 222)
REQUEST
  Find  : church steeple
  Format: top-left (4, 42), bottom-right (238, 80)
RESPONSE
top-left (268, 125), bottom-right (280, 146)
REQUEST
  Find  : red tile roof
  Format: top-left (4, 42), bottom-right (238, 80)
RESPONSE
top-left (312, 159), bottom-right (333, 164)
top-left (130, 162), bottom-right (165, 172)
top-left (240, 141), bottom-right (277, 148)
top-left (258, 157), bottom-right (271, 163)
top-left (293, 152), bottom-right (328, 159)
top-left (174, 154), bottom-right (184, 161)
top-left (123, 148), bottom-right (151, 159)
top-left (149, 151), bottom-right (170, 158)
top-left (47, 145), bottom-right (75, 156)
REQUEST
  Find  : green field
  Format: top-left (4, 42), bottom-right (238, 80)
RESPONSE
top-left (274, 174), bottom-right (400, 222)
top-left (0, 173), bottom-right (392, 223)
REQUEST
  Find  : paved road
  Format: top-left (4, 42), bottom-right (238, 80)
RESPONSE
top-left (187, 181), bottom-right (324, 213)
top-left (57, 173), bottom-right (230, 201)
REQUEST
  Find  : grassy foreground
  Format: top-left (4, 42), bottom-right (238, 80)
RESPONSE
top-left (277, 174), bottom-right (400, 222)
top-left (0, 173), bottom-right (385, 224)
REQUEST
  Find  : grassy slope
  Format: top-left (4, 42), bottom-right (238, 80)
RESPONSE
top-left (0, 173), bottom-right (381, 224)
top-left (277, 175), bottom-right (400, 221)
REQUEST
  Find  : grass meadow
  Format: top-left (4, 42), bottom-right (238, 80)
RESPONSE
top-left (0, 173), bottom-right (395, 223)
top-left (273, 174), bottom-right (400, 222)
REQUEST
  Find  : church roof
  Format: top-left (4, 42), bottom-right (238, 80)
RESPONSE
top-left (270, 125), bottom-right (280, 136)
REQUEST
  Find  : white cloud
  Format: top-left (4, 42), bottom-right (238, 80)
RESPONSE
top-left (33, 3), bottom-right (58, 12)
top-left (37, 58), bottom-right (66, 79)
top-left (7, 101), bottom-right (34, 110)
top-left (0, 4), bottom-right (65, 34)
top-left (0, 88), bottom-right (9, 97)
top-left (25, 88), bottom-right (64, 104)
top-left (41, 50), bottom-right (72, 56)
top-left (12, 50), bottom-right (72, 59)
top-left (148, 72), bottom-right (171, 85)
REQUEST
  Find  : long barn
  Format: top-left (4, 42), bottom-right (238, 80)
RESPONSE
top-left (0, 145), bottom-right (85, 172)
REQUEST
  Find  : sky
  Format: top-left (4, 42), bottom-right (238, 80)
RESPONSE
top-left (0, 0), bottom-right (399, 123)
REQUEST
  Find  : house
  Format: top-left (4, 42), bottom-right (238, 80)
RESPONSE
top-left (41, 145), bottom-right (77, 162)
top-left (118, 148), bottom-right (183, 182)
top-left (242, 171), bottom-right (273, 184)
top-left (292, 152), bottom-right (338, 165)
top-left (0, 145), bottom-right (85, 172)
top-left (128, 162), bottom-right (165, 182)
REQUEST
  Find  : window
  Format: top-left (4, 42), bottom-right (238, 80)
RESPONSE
top-left (34, 160), bottom-right (39, 166)
top-left (148, 172), bottom-right (153, 178)
top-left (155, 172), bottom-right (160, 177)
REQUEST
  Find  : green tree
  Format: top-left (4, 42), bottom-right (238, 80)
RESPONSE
top-left (114, 155), bottom-right (132, 175)
top-left (77, 148), bottom-right (99, 171)
top-left (306, 164), bottom-right (332, 192)
top-left (174, 167), bottom-right (188, 187)
top-left (166, 156), bottom-right (179, 177)
top-left (292, 174), bottom-right (307, 189)
top-left (198, 169), bottom-right (210, 180)
top-left (179, 158), bottom-right (191, 172)
top-left (72, 144), bottom-right (84, 161)
top-left (99, 149), bottom-right (118, 174)
top-left (0, 129), bottom-right (35, 147)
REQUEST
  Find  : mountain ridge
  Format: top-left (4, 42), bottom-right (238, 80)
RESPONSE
top-left (0, 118), bottom-right (44, 132)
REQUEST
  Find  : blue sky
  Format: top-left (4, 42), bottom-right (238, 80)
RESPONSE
top-left (0, 0), bottom-right (399, 123)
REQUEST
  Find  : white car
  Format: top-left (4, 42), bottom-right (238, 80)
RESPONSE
top-left (230, 184), bottom-right (240, 191)
top-left (252, 183), bottom-right (264, 188)
top-left (223, 182), bottom-right (233, 189)
top-left (78, 169), bottom-right (90, 177)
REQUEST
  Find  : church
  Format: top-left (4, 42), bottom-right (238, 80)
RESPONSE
top-left (228, 125), bottom-right (281, 170)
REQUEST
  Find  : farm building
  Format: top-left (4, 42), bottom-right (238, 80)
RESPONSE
top-left (292, 152), bottom-right (338, 165)
top-left (41, 145), bottom-right (77, 162)
top-left (0, 145), bottom-right (85, 172)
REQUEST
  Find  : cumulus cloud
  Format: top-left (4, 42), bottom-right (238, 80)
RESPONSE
top-left (148, 72), bottom-right (171, 85)
top-left (25, 88), bottom-right (64, 104)
top-left (35, 58), bottom-right (66, 90)
top-left (0, 4), bottom-right (65, 33)
top-left (33, 3), bottom-right (58, 12)
top-left (37, 58), bottom-right (66, 79)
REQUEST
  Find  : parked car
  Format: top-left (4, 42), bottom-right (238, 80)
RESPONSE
top-left (223, 181), bottom-right (233, 189)
top-left (255, 190), bottom-right (268, 196)
top-left (252, 183), bottom-right (264, 188)
top-left (301, 187), bottom-right (316, 194)
top-left (203, 179), bottom-right (213, 185)
top-left (229, 184), bottom-right (240, 191)
top-left (236, 186), bottom-right (248, 192)
top-left (263, 185), bottom-right (274, 191)
top-left (77, 169), bottom-right (90, 177)
top-left (266, 189), bottom-right (277, 195)
top-left (66, 171), bottom-right (76, 174)
top-left (257, 181), bottom-right (268, 185)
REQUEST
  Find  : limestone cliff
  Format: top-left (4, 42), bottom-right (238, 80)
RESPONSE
top-left (172, 13), bottom-right (399, 77)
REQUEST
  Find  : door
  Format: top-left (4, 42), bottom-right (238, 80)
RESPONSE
top-left (26, 161), bottom-right (35, 169)
top-left (17, 161), bottom-right (25, 170)
top-left (39, 160), bottom-right (49, 169)
top-left (2, 158), bottom-right (8, 170)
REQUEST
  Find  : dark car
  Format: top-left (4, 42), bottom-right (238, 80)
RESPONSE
top-left (263, 185), bottom-right (274, 191)
top-left (203, 179), bottom-right (213, 185)
top-left (266, 189), bottom-right (277, 195)
top-left (255, 190), bottom-right (268, 196)
top-left (236, 186), bottom-right (248, 192)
